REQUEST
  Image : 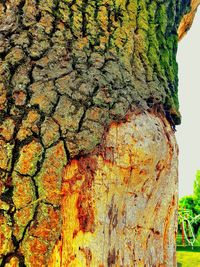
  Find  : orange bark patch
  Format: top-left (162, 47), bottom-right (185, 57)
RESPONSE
top-left (29, 205), bottom-right (60, 242)
top-left (14, 206), bottom-right (33, 227)
top-left (77, 193), bottom-right (95, 233)
top-left (0, 214), bottom-right (13, 255)
top-left (76, 157), bottom-right (97, 233)
top-left (13, 90), bottom-right (26, 106)
top-left (0, 118), bottom-right (15, 141)
top-left (163, 195), bottom-right (176, 263)
top-left (0, 82), bottom-right (7, 110)
top-left (17, 110), bottom-right (40, 141)
top-left (4, 256), bottom-right (19, 267)
top-left (12, 174), bottom-right (35, 209)
top-left (37, 141), bottom-right (67, 205)
top-left (62, 157), bottom-right (97, 234)
top-left (28, 237), bottom-right (48, 266)
top-left (15, 140), bottom-right (43, 176)
top-left (0, 140), bottom-right (13, 170)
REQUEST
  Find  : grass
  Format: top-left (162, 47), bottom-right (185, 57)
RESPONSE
top-left (177, 246), bottom-right (200, 267)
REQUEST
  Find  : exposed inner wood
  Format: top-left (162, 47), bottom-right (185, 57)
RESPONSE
top-left (48, 111), bottom-right (178, 267)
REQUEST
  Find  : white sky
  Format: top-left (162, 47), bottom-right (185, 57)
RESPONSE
top-left (176, 8), bottom-right (200, 197)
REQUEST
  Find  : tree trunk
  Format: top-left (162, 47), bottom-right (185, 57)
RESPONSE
top-left (0, 0), bottom-right (196, 266)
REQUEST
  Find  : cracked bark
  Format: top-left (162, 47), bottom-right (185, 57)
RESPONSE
top-left (0, 0), bottom-right (198, 266)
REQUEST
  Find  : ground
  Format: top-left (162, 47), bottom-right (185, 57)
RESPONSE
top-left (177, 246), bottom-right (200, 267)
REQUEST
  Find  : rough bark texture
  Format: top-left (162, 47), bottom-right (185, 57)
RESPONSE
top-left (0, 0), bottom-right (195, 266)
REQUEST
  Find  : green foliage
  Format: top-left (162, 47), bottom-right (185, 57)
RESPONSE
top-left (179, 170), bottom-right (200, 221)
top-left (195, 228), bottom-right (200, 246)
top-left (179, 196), bottom-right (196, 216)
top-left (179, 195), bottom-right (199, 236)
top-left (178, 172), bottom-right (200, 247)
top-left (194, 170), bottom-right (200, 215)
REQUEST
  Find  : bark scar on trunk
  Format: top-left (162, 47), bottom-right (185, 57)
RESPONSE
top-left (49, 111), bottom-right (178, 266)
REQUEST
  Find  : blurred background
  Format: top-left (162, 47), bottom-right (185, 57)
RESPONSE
top-left (176, 8), bottom-right (200, 266)
top-left (177, 9), bottom-right (200, 198)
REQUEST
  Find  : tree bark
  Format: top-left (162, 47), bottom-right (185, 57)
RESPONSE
top-left (0, 0), bottom-right (197, 266)
top-left (178, 0), bottom-right (200, 40)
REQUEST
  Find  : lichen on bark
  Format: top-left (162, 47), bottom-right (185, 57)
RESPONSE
top-left (0, 0), bottom-right (193, 266)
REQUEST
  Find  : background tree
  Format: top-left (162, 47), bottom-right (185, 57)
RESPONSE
top-left (0, 0), bottom-right (199, 266)
top-left (177, 171), bottom-right (200, 246)
top-left (178, 196), bottom-right (199, 242)
top-left (194, 170), bottom-right (200, 214)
